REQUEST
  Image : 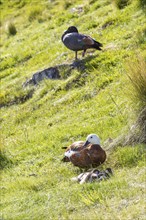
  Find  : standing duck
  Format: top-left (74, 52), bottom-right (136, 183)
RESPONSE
top-left (61, 26), bottom-right (103, 60)
top-left (63, 134), bottom-right (106, 169)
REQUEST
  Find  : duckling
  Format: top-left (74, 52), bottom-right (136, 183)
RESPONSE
top-left (71, 168), bottom-right (113, 184)
top-left (61, 26), bottom-right (103, 60)
top-left (63, 134), bottom-right (106, 169)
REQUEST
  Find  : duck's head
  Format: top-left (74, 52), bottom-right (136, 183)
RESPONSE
top-left (62, 26), bottom-right (78, 41)
top-left (67, 26), bottom-right (78, 33)
top-left (83, 134), bottom-right (100, 147)
top-left (64, 26), bottom-right (78, 35)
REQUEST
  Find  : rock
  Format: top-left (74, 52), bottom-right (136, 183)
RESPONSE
top-left (70, 5), bottom-right (84, 14)
top-left (23, 66), bottom-right (60, 87)
top-left (23, 61), bottom-right (85, 87)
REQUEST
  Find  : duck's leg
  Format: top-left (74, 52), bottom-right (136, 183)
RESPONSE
top-left (75, 51), bottom-right (78, 60)
top-left (82, 49), bottom-right (86, 57)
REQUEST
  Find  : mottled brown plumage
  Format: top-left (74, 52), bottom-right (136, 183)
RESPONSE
top-left (69, 144), bottom-right (106, 168)
top-left (69, 148), bottom-right (91, 168)
top-left (62, 141), bottom-right (85, 162)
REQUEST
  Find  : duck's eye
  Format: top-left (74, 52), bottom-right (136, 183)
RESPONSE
top-left (90, 136), bottom-right (93, 139)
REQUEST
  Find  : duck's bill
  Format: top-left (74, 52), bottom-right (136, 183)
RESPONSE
top-left (83, 140), bottom-right (90, 147)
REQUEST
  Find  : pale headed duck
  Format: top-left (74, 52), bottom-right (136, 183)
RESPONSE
top-left (62, 134), bottom-right (106, 169)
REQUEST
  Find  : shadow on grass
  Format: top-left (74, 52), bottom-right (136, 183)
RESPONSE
top-left (0, 151), bottom-right (13, 170)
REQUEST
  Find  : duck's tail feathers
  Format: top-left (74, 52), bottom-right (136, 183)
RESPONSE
top-left (62, 146), bottom-right (68, 149)
top-left (93, 40), bottom-right (103, 50)
top-left (62, 156), bottom-right (70, 162)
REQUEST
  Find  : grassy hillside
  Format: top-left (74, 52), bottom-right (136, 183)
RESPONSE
top-left (0, 0), bottom-right (146, 219)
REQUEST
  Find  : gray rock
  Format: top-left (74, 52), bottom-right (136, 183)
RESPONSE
top-left (23, 66), bottom-right (60, 87)
top-left (23, 61), bottom-right (85, 87)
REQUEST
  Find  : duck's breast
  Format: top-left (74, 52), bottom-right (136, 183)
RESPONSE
top-left (88, 144), bottom-right (106, 165)
top-left (63, 33), bottom-right (86, 51)
top-left (70, 149), bottom-right (91, 168)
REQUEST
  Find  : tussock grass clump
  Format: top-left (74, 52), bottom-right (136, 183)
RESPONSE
top-left (28, 7), bottom-right (43, 22)
top-left (107, 56), bottom-right (146, 147)
top-left (113, 0), bottom-right (130, 9)
top-left (6, 21), bottom-right (17, 36)
top-left (0, 145), bottom-right (12, 169)
top-left (126, 56), bottom-right (146, 145)
top-left (136, 27), bottom-right (146, 45)
top-left (63, 0), bottom-right (72, 9)
top-left (126, 55), bottom-right (146, 109)
top-left (126, 55), bottom-right (146, 144)
top-left (138, 0), bottom-right (146, 10)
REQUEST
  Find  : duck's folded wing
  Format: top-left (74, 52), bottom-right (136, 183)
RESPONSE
top-left (81, 36), bottom-right (94, 45)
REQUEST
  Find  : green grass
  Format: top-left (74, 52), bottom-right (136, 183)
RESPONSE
top-left (0, 0), bottom-right (146, 219)
top-left (5, 21), bottom-right (17, 36)
top-left (125, 55), bottom-right (146, 109)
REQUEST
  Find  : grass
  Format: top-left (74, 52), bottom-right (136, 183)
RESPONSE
top-left (6, 21), bottom-right (17, 36)
top-left (126, 55), bottom-right (146, 109)
top-left (0, 0), bottom-right (146, 219)
top-left (112, 0), bottom-right (130, 9)
top-left (28, 6), bottom-right (43, 22)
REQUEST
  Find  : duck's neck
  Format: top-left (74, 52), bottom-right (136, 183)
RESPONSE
top-left (61, 33), bottom-right (65, 41)
top-left (61, 31), bottom-right (68, 41)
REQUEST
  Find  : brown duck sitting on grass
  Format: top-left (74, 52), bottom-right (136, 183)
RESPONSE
top-left (62, 134), bottom-right (106, 169)
top-left (61, 26), bottom-right (103, 60)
